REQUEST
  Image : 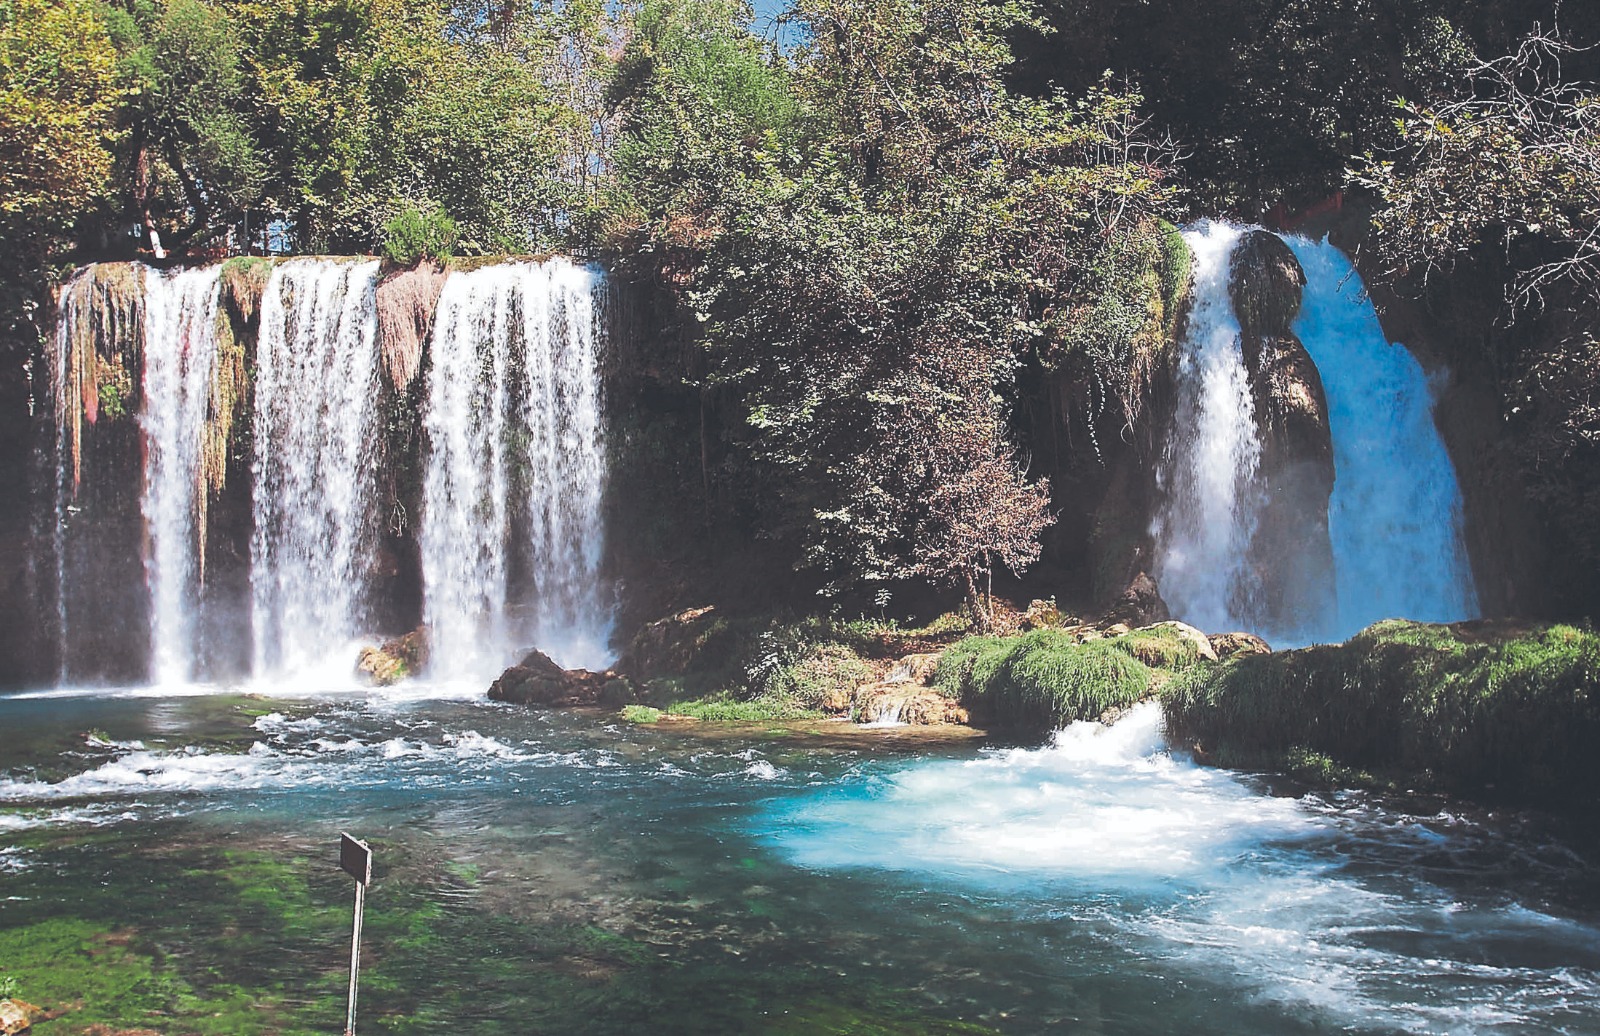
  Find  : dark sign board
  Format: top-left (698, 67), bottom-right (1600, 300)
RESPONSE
top-left (340, 832), bottom-right (371, 885)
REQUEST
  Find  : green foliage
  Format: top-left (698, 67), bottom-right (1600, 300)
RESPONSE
top-left (0, 0), bottom-right (117, 221)
top-left (381, 202), bottom-right (460, 264)
top-left (608, 0), bottom-right (1175, 602)
top-left (1163, 620), bottom-right (1600, 804)
top-left (934, 629), bottom-right (1154, 730)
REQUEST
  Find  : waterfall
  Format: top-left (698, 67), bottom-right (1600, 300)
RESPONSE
top-left (1153, 223), bottom-right (1477, 643)
top-left (1150, 222), bottom-right (1266, 635)
top-left (250, 258), bottom-right (384, 679)
top-left (140, 266), bottom-right (223, 685)
top-left (420, 259), bottom-right (612, 677)
top-left (1284, 237), bottom-right (1478, 630)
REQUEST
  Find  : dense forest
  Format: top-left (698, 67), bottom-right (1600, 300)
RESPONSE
top-left (3, 0), bottom-right (1599, 632)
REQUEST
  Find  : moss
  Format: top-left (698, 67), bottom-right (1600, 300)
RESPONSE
top-left (54, 263), bottom-right (146, 490)
top-left (934, 629), bottom-right (1154, 732)
top-left (218, 256), bottom-right (273, 327)
top-left (1163, 619), bottom-right (1600, 804)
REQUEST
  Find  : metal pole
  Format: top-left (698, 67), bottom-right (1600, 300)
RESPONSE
top-left (345, 880), bottom-right (365, 1036)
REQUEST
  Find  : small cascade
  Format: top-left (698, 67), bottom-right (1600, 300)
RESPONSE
top-left (140, 266), bottom-right (223, 685)
top-left (420, 259), bottom-right (612, 677)
top-left (1150, 222), bottom-right (1265, 633)
top-left (250, 259), bottom-right (384, 679)
top-left (1285, 237), bottom-right (1478, 629)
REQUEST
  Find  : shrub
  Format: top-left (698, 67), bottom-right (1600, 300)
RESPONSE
top-left (380, 202), bottom-right (459, 265)
top-left (934, 629), bottom-right (1154, 731)
top-left (1163, 620), bottom-right (1600, 804)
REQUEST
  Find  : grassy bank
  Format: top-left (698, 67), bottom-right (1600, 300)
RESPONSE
top-left (931, 625), bottom-right (1207, 731)
top-left (1163, 620), bottom-right (1600, 804)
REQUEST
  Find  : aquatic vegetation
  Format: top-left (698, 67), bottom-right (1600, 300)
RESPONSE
top-left (1164, 619), bottom-right (1600, 803)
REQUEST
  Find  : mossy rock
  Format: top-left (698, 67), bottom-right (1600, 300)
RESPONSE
top-left (1163, 618), bottom-right (1600, 805)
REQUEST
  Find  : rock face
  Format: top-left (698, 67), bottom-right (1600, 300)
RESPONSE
top-left (614, 606), bottom-right (740, 680)
top-left (1102, 571), bottom-right (1170, 628)
top-left (1229, 229), bottom-right (1336, 634)
top-left (488, 649), bottom-right (633, 707)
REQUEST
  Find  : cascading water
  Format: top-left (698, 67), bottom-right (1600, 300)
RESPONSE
top-left (1153, 223), bottom-right (1476, 642)
top-left (420, 259), bottom-right (612, 677)
top-left (139, 267), bottom-right (223, 686)
top-left (1285, 237), bottom-right (1478, 630)
top-left (250, 258), bottom-right (384, 680)
top-left (1150, 222), bottom-right (1265, 634)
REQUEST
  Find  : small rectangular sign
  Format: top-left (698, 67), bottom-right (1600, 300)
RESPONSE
top-left (340, 833), bottom-right (371, 885)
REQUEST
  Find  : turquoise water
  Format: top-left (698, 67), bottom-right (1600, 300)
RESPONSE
top-left (3, 689), bottom-right (1598, 1034)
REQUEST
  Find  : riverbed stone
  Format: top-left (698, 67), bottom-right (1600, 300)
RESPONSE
top-left (855, 688), bottom-right (969, 726)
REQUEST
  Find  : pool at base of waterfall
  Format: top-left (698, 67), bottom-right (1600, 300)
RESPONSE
top-left (2, 689), bottom-right (1597, 1035)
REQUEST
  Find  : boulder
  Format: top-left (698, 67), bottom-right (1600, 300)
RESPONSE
top-left (1209, 631), bottom-right (1272, 660)
top-left (1102, 571), bottom-right (1169, 628)
top-left (489, 649), bottom-right (634, 707)
top-left (356, 627), bottom-right (429, 686)
top-left (1229, 229), bottom-right (1306, 338)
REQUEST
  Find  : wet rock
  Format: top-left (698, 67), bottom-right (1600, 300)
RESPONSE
top-left (1102, 571), bottom-right (1169, 628)
top-left (1229, 229), bottom-right (1306, 338)
top-left (855, 689), bottom-right (970, 726)
top-left (1209, 631), bottom-right (1273, 660)
top-left (1230, 230), bottom-right (1336, 635)
top-left (356, 627), bottom-right (429, 686)
top-left (489, 650), bottom-right (634, 707)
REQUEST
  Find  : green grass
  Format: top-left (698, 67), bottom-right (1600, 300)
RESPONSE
top-left (659, 694), bottom-right (823, 722)
top-left (620, 704), bottom-right (664, 724)
top-left (1111, 624), bottom-right (1209, 671)
top-left (1163, 619), bottom-right (1600, 803)
top-left (933, 629), bottom-right (1156, 731)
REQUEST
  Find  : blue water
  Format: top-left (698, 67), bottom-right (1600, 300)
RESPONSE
top-left (3, 690), bottom-right (1597, 1034)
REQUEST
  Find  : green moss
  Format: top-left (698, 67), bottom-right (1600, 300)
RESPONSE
top-left (934, 629), bottom-right (1154, 732)
top-left (1163, 619), bottom-right (1600, 804)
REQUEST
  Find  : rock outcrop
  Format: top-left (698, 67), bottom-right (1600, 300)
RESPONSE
top-left (1102, 571), bottom-right (1170, 628)
top-left (1228, 230), bottom-right (1336, 633)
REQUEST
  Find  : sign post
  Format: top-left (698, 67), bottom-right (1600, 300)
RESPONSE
top-left (339, 833), bottom-right (372, 1036)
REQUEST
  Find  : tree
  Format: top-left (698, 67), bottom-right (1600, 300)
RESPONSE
top-left (0, 0), bottom-right (118, 226)
top-left (608, 0), bottom-right (1173, 601)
